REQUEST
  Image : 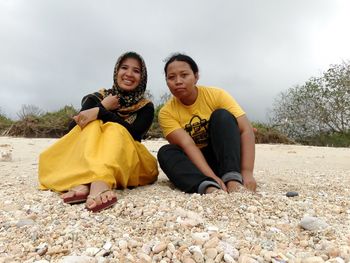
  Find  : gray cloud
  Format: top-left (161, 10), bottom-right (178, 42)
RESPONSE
top-left (1, 0), bottom-right (349, 121)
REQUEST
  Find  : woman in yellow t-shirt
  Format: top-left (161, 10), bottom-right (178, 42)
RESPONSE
top-left (39, 52), bottom-right (158, 212)
top-left (158, 53), bottom-right (256, 194)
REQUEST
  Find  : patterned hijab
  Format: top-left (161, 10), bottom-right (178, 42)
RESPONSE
top-left (89, 51), bottom-right (151, 124)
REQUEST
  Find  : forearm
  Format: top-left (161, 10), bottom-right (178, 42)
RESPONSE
top-left (240, 129), bottom-right (255, 175)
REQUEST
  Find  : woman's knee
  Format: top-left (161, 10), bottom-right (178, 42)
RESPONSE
top-left (210, 109), bottom-right (238, 127)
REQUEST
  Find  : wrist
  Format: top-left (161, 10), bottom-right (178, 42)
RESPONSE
top-left (100, 101), bottom-right (108, 110)
top-left (241, 170), bottom-right (253, 178)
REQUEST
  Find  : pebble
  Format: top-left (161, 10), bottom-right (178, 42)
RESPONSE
top-left (300, 216), bottom-right (329, 231)
top-left (238, 255), bottom-right (259, 263)
top-left (0, 150), bottom-right (12, 161)
top-left (183, 258), bottom-right (196, 263)
top-left (153, 242), bottom-right (167, 254)
top-left (325, 257), bottom-right (345, 263)
top-left (1, 138), bottom-right (350, 262)
top-left (204, 237), bottom-right (220, 248)
top-left (192, 232), bottom-right (210, 245)
top-left (36, 242), bottom-right (48, 256)
top-left (102, 241), bottom-right (112, 251)
top-left (205, 248), bottom-right (218, 259)
top-left (16, 218), bottom-right (35, 227)
top-left (192, 251), bottom-right (204, 263)
top-left (301, 256), bottom-right (325, 263)
top-left (224, 253), bottom-right (235, 263)
top-left (118, 240), bottom-right (128, 250)
top-left (58, 256), bottom-right (97, 263)
top-left (138, 252), bottom-right (152, 262)
top-left (286, 191), bottom-right (299, 197)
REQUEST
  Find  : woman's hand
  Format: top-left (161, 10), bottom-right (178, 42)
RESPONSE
top-left (73, 107), bottom-right (99, 129)
top-left (242, 170), bottom-right (257, 192)
top-left (101, 95), bottom-right (120, 111)
top-left (211, 175), bottom-right (228, 192)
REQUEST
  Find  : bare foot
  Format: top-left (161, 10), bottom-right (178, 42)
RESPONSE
top-left (61, 184), bottom-right (89, 200)
top-left (85, 181), bottom-right (116, 211)
top-left (226, 180), bottom-right (242, 193)
top-left (205, 186), bottom-right (220, 194)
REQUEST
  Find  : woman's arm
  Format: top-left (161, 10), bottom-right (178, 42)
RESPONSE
top-left (166, 128), bottom-right (227, 192)
top-left (237, 114), bottom-right (256, 191)
top-left (72, 96), bottom-right (154, 141)
top-left (97, 103), bottom-right (154, 141)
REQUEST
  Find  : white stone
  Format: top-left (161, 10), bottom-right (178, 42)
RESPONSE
top-left (167, 242), bottom-right (176, 253)
top-left (192, 232), bottom-right (210, 244)
top-left (58, 256), bottom-right (97, 263)
top-left (205, 248), bottom-right (218, 259)
top-left (152, 242), bottom-right (167, 253)
top-left (118, 240), bottom-right (128, 250)
top-left (102, 241), bottom-right (112, 251)
top-left (300, 216), bottom-right (329, 231)
top-left (189, 245), bottom-right (202, 254)
top-left (301, 256), bottom-right (325, 263)
top-left (325, 257), bottom-right (345, 263)
top-left (224, 253), bottom-right (235, 263)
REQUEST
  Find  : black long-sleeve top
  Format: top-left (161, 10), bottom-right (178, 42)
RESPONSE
top-left (69, 96), bottom-right (154, 142)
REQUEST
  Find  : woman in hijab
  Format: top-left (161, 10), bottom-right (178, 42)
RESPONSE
top-left (39, 51), bottom-right (158, 213)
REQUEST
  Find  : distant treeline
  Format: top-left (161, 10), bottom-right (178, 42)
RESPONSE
top-left (0, 102), bottom-right (347, 147)
top-left (0, 103), bottom-right (294, 145)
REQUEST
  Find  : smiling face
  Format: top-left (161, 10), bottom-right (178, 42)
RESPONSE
top-left (166, 61), bottom-right (199, 105)
top-left (116, 57), bottom-right (142, 91)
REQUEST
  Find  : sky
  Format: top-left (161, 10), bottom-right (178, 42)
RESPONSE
top-left (1, 0), bottom-right (350, 122)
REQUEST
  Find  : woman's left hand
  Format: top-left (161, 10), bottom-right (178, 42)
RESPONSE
top-left (73, 107), bottom-right (99, 129)
top-left (242, 170), bottom-right (257, 192)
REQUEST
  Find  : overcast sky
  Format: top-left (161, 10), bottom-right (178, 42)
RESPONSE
top-left (1, 0), bottom-right (350, 122)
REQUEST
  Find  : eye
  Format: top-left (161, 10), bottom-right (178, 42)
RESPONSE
top-left (167, 75), bottom-right (175, 81)
top-left (120, 65), bottom-right (128, 70)
top-left (133, 68), bottom-right (141, 74)
top-left (181, 73), bottom-right (188, 78)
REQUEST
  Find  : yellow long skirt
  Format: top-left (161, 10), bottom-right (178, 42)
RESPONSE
top-left (38, 120), bottom-right (158, 192)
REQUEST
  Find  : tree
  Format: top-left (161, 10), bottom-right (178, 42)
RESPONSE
top-left (270, 61), bottom-right (350, 139)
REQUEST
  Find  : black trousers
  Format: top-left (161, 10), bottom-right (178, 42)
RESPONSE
top-left (158, 109), bottom-right (242, 193)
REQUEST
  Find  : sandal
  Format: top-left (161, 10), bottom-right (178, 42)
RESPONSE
top-left (86, 189), bottom-right (117, 213)
top-left (62, 186), bottom-right (89, 204)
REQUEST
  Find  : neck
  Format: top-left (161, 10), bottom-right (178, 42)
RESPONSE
top-left (180, 86), bottom-right (198, 105)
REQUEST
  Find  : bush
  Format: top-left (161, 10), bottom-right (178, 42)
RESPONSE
top-left (5, 105), bottom-right (77, 138)
top-left (0, 112), bottom-right (14, 134)
top-left (252, 122), bottom-right (295, 144)
top-left (300, 131), bottom-right (350, 147)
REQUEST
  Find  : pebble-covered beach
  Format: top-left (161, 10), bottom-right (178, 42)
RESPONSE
top-left (0, 137), bottom-right (349, 263)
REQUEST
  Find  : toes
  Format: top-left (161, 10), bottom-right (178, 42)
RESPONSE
top-left (61, 191), bottom-right (74, 199)
top-left (86, 198), bottom-right (97, 209)
top-left (101, 194), bottom-right (108, 203)
top-left (101, 191), bottom-right (115, 203)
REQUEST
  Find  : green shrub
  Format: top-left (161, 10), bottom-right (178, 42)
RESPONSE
top-left (6, 105), bottom-right (77, 138)
top-left (252, 122), bottom-right (295, 144)
top-left (300, 131), bottom-right (350, 147)
top-left (0, 112), bottom-right (14, 134)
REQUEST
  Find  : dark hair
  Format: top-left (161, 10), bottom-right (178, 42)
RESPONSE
top-left (164, 53), bottom-right (199, 76)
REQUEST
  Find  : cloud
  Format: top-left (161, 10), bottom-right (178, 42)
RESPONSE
top-left (1, 0), bottom-right (349, 121)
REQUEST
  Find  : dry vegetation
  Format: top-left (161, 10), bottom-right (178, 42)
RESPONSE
top-left (0, 105), bottom-right (294, 144)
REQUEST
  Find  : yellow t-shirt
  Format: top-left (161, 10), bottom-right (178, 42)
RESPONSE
top-left (159, 86), bottom-right (245, 148)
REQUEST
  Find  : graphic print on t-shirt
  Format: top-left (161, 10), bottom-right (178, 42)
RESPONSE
top-left (184, 115), bottom-right (209, 148)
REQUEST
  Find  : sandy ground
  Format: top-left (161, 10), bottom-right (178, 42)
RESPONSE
top-left (0, 137), bottom-right (350, 263)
